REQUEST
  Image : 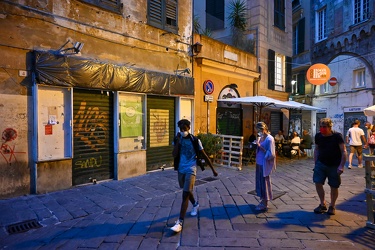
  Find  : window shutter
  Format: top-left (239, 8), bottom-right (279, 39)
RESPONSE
top-left (268, 49), bottom-right (275, 90)
top-left (285, 56), bottom-right (292, 92)
top-left (297, 72), bottom-right (305, 95)
top-left (80, 0), bottom-right (122, 13)
top-left (148, 0), bottom-right (163, 29)
top-left (165, 0), bottom-right (177, 32)
top-left (297, 18), bottom-right (305, 53)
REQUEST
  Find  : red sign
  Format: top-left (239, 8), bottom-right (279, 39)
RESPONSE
top-left (306, 63), bottom-right (331, 85)
top-left (203, 80), bottom-right (214, 95)
top-left (328, 77), bottom-right (337, 86)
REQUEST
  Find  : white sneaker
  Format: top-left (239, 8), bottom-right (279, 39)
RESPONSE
top-left (170, 220), bottom-right (182, 233)
top-left (358, 164), bottom-right (363, 168)
top-left (191, 203), bottom-right (199, 216)
top-left (348, 165), bottom-right (352, 169)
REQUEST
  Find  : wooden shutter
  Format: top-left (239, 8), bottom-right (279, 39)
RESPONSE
top-left (297, 72), bottom-right (305, 95)
top-left (285, 56), bottom-right (292, 92)
top-left (297, 18), bottom-right (305, 53)
top-left (268, 49), bottom-right (275, 90)
top-left (166, 0), bottom-right (177, 27)
top-left (148, 0), bottom-right (163, 29)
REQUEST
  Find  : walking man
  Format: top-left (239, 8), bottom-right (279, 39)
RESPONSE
top-left (314, 118), bottom-right (347, 215)
top-left (346, 120), bottom-right (367, 168)
top-left (171, 119), bottom-right (218, 233)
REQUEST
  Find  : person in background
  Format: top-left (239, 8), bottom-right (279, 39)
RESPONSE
top-left (313, 118), bottom-right (347, 215)
top-left (290, 131), bottom-right (301, 156)
top-left (300, 130), bottom-right (313, 156)
top-left (171, 119), bottom-right (218, 233)
top-left (274, 130), bottom-right (285, 143)
top-left (254, 122), bottom-right (276, 211)
top-left (346, 120), bottom-right (367, 169)
top-left (249, 130), bottom-right (257, 144)
top-left (365, 122), bottom-right (373, 151)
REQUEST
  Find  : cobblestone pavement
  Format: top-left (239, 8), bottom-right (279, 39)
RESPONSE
top-left (0, 156), bottom-right (374, 249)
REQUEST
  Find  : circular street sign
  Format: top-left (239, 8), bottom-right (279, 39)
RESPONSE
top-left (329, 77), bottom-right (338, 86)
top-left (306, 63), bottom-right (331, 85)
top-left (203, 80), bottom-right (214, 95)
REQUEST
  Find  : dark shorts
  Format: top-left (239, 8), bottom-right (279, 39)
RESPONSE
top-left (178, 172), bottom-right (196, 192)
top-left (313, 160), bottom-right (341, 188)
top-left (350, 145), bottom-right (363, 155)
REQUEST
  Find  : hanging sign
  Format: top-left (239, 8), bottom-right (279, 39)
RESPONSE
top-left (306, 63), bottom-right (331, 85)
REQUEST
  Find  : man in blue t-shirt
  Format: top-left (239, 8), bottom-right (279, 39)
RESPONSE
top-left (170, 119), bottom-right (218, 233)
top-left (313, 118), bottom-right (347, 215)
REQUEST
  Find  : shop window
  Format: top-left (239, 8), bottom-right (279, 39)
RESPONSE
top-left (118, 93), bottom-right (146, 152)
top-left (148, 0), bottom-right (178, 33)
top-left (79, 0), bottom-right (122, 14)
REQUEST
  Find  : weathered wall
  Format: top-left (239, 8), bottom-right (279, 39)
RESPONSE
top-left (37, 160), bottom-right (72, 194)
top-left (117, 151), bottom-right (147, 180)
top-left (0, 94), bottom-right (30, 198)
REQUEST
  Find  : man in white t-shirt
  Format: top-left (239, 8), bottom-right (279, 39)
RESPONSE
top-left (346, 120), bottom-right (367, 169)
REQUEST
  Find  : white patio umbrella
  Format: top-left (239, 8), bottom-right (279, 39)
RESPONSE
top-left (364, 105), bottom-right (375, 116)
top-left (218, 96), bottom-right (299, 118)
top-left (282, 101), bottom-right (326, 111)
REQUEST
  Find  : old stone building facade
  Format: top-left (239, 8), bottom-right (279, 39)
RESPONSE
top-left (0, 0), bottom-right (194, 198)
top-left (309, 0), bottom-right (375, 135)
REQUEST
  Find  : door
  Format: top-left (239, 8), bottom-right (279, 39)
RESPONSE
top-left (72, 89), bottom-right (114, 185)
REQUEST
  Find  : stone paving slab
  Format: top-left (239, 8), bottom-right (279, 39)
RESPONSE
top-left (0, 157), bottom-right (374, 249)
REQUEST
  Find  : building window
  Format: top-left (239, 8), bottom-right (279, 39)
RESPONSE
top-left (320, 82), bottom-right (330, 94)
top-left (291, 75), bottom-right (298, 95)
top-left (206, 0), bottom-right (224, 31)
top-left (268, 49), bottom-right (292, 92)
top-left (293, 18), bottom-right (305, 55)
top-left (274, 0), bottom-right (285, 30)
top-left (148, 0), bottom-right (178, 33)
top-left (80, 0), bottom-right (122, 14)
top-left (354, 68), bottom-right (366, 87)
top-left (316, 8), bottom-right (327, 42)
top-left (275, 54), bottom-right (284, 91)
top-left (354, 0), bottom-right (370, 24)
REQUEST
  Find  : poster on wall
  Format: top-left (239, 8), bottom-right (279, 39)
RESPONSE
top-left (120, 96), bottom-right (143, 137)
top-left (150, 109), bottom-right (169, 147)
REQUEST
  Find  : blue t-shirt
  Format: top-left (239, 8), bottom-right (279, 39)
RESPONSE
top-left (178, 136), bottom-right (203, 175)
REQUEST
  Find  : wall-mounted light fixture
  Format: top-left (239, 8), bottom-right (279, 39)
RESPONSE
top-left (58, 40), bottom-right (84, 55)
top-left (192, 42), bottom-right (203, 54)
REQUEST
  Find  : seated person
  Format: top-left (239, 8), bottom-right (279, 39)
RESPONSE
top-left (290, 132), bottom-right (301, 156)
top-left (274, 130), bottom-right (285, 143)
top-left (249, 131), bottom-right (257, 144)
top-left (299, 130), bottom-right (312, 155)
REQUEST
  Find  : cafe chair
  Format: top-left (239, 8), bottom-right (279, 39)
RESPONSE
top-left (290, 143), bottom-right (300, 159)
top-left (243, 142), bottom-right (257, 164)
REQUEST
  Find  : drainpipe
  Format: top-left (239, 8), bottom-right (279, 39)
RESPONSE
top-left (31, 73), bottom-right (37, 194)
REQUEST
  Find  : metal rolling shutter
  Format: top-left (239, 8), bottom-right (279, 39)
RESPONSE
top-left (72, 89), bottom-right (114, 185)
top-left (147, 96), bottom-right (175, 171)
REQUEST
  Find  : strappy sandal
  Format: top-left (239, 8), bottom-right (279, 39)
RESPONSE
top-left (255, 203), bottom-right (268, 211)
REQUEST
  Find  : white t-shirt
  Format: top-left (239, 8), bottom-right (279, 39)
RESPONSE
top-left (347, 127), bottom-right (365, 146)
top-left (291, 136), bottom-right (301, 149)
top-left (275, 134), bottom-right (284, 141)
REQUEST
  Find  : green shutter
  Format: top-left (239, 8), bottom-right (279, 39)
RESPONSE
top-left (268, 49), bottom-right (275, 89)
top-left (297, 72), bottom-right (305, 95)
top-left (297, 18), bottom-right (305, 53)
top-left (148, 0), bottom-right (163, 29)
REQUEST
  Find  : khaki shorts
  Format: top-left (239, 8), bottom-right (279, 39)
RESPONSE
top-left (349, 145), bottom-right (363, 155)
